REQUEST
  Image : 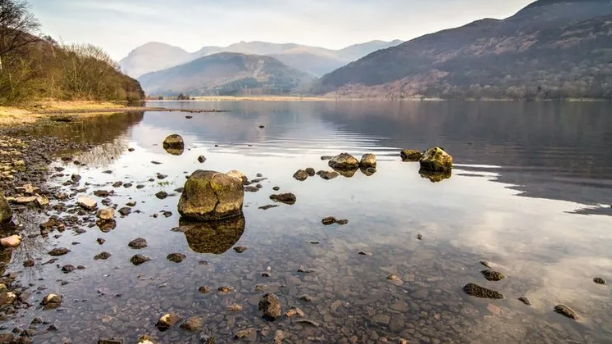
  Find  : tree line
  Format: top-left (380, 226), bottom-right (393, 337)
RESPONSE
top-left (0, 0), bottom-right (144, 105)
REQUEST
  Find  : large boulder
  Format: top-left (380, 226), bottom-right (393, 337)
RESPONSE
top-left (419, 147), bottom-right (453, 172)
top-left (0, 193), bottom-right (12, 223)
top-left (360, 154), bottom-right (376, 168)
top-left (163, 134), bottom-right (184, 149)
top-left (328, 153), bottom-right (359, 170)
top-left (178, 170), bottom-right (244, 221)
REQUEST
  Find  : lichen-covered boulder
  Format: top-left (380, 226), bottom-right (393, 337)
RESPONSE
top-left (328, 153), bottom-right (359, 170)
top-left (259, 293), bottom-right (281, 320)
top-left (419, 147), bottom-right (453, 172)
top-left (0, 193), bottom-right (12, 223)
top-left (360, 154), bottom-right (376, 168)
top-left (401, 149), bottom-right (423, 162)
top-left (178, 170), bottom-right (244, 221)
top-left (163, 134), bottom-right (184, 149)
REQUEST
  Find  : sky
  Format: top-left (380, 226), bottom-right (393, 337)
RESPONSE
top-left (29, 0), bottom-right (534, 61)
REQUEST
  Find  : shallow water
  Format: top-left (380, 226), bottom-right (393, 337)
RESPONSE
top-left (8, 101), bottom-right (612, 343)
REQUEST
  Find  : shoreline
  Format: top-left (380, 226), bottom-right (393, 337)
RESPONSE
top-left (0, 101), bottom-right (228, 127)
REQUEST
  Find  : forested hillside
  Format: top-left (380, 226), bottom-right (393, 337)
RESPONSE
top-left (0, 0), bottom-right (144, 105)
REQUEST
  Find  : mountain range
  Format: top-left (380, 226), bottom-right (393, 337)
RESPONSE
top-left (314, 0), bottom-right (612, 99)
top-left (138, 52), bottom-right (314, 96)
top-left (119, 40), bottom-right (403, 78)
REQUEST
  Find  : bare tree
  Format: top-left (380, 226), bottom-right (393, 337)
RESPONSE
top-left (0, 0), bottom-right (40, 71)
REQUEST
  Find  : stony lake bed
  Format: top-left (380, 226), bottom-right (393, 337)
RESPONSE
top-left (0, 101), bottom-right (611, 344)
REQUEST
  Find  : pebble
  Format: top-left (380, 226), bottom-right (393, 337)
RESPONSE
top-left (130, 255), bottom-right (150, 265)
top-left (94, 252), bottom-right (112, 260)
top-left (167, 253), bottom-right (186, 263)
top-left (554, 305), bottom-right (578, 319)
top-left (594, 277), bottom-right (606, 285)
top-left (233, 246), bottom-right (247, 253)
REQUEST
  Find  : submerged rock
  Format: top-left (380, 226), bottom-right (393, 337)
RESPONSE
top-left (259, 293), bottom-right (281, 320)
top-left (0, 193), bottom-right (12, 223)
top-left (554, 305), bottom-right (578, 320)
top-left (178, 170), bottom-right (244, 221)
top-left (180, 317), bottom-right (203, 332)
top-left (156, 313), bottom-right (180, 331)
top-left (400, 149), bottom-right (423, 162)
top-left (518, 297), bottom-right (531, 306)
top-left (463, 283), bottom-right (503, 299)
top-left (130, 254), bottom-right (150, 266)
top-left (328, 153), bottom-right (359, 170)
top-left (41, 294), bottom-right (62, 310)
top-left (270, 193), bottom-right (296, 205)
top-left (197, 155), bottom-right (206, 163)
top-left (198, 286), bottom-right (211, 294)
top-left (259, 205), bottom-right (279, 210)
top-left (293, 170), bottom-right (309, 181)
top-left (360, 154), bottom-right (376, 168)
top-left (481, 270), bottom-right (506, 281)
top-left (128, 238), bottom-right (147, 249)
top-left (235, 328), bottom-right (256, 340)
top-left (48, 248), bottom-right (70, 256)
top-left (305, 168), bottom-right (315, 176)
top-left (98, 339), bottom-right (124, 344)
top-left (118, 207), bottom-right (132, 216)
top-left (419, 147), bottom-right (453, 172)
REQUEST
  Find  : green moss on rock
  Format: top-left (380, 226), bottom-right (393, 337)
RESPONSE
top-left (178, 170), bottom-right (244, 221)
top-left (419, 147), bottom-right (453, 172)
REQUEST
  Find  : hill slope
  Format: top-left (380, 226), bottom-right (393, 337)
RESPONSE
top-left (138, 53), bottom-right (314, 96)
top-left (314, 0), bottom-right (612, 99)
top-left (120, 40), bottom-right (403, 78)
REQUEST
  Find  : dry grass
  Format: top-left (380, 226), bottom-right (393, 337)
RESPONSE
top-left (0, 100), bottom-right (131, 127)
top-left (0, 107), bottom-right (40, 126)
top-left (25, 100), bottom-right (127, 112)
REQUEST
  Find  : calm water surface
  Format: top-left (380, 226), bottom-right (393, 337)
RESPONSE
top-left (11, 101), bottom-right (612, 343)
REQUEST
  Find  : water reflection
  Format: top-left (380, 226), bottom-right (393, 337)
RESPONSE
top-left (419, 169), bottom-right (453, 183)
top-left (6, 101), bottom-right (612, 344)
top-left (181, 215), bottom-right (246, 254)
top-left (39, 112), bottom-right (144, 166)
top-left (163, 146), bottom-right (184, 156)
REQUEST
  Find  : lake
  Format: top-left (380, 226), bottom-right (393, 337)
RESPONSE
top-left (9, 101), bottom-right (612, 343)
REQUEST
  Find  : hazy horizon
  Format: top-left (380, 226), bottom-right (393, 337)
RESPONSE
top-left (29, 0), bottom-right (534, 60)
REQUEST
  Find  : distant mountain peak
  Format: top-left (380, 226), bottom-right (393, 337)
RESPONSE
top-left (137, 52), bottom-right (314, 96)
top-left (119, 39), bottom-right (404, 78)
